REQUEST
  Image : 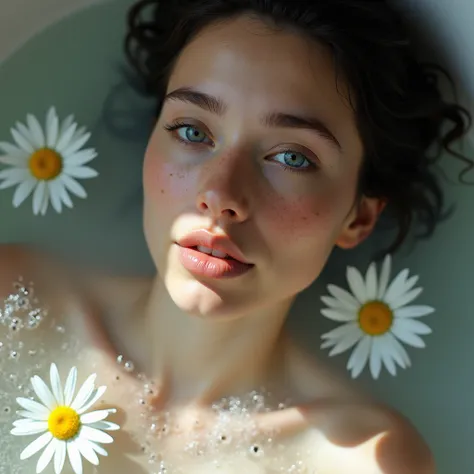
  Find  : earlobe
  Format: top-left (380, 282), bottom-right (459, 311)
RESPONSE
top-left (336, 197), bottom-right (386, 249)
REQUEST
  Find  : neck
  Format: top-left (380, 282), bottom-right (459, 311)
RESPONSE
top-left (137, 277), bottom-right (292, 405)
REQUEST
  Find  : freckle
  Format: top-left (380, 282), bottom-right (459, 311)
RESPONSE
top-left (160, 189), bottom-right (164, 194)
top-left (169, 173), bottom-right (173, 177)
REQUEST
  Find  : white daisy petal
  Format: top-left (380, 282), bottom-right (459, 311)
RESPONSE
top-left (0, 154), bottom-right (27, 166)
top-left (321, 322), bottom-right (359, 341)
top-left (54, 440), bottom-right (66, 474)
top-left (321, 295), bottom-right (347, 311)
top-left (385, 332), bottom-right (410, 369)
top-left (13, 178), bottom-right (37, 207)
top-left (31, 375), bottom-right (57, 410)
top-left (75, 438), bottom-right (100, 465)
top-left (0, 167), bottom-right (29, 186)
top-left (369, 337), bottom-right (384, 379)
top-left (87, 421), bottom-right (120, 431)
top-left (46, 108), bottom-right (59, 148)
top-left (328, 327), bottom-right (363, 357)
top-left (72, 126), bottom-right (87, 143)
top-left (36, 439), bottom-right (58, 474)
top-left (71, 374), bottom-right (97, 411)
top-left (379, 336), bottom-right (398, 376)
top-left (11, 421), bottom-right (48, 436)
top-left (60, 186), bottom-right (74, 208)
top-left (11, 127), bottom-right (34, 153)
top-left (327, 284), bottom-right (360, 311)
top-left (40, 189), bottom-right (49, 215)
top-left (87, 440), bottom-right (109, 457)
top-left (63, 132), bottom-right (92, 157)
top-left (64, 149), bottom-right (97, 167)
top-left (320, 339), bottom-right (336, 350)
top-left (65, 166), bottom-right (98, 179)
top-left (16, 410), bottom-right (49, 421)
top-left (80, 426), bottom-right (114, 444)
top-left (48, 180), bottom-right (63, 213)
top-left (67, 441), bottom-right (83, 474)
top-left (64, 367), bottom-right (78, 406)
top-left (27, 114), bottom-right (46, 148)
top-left (383, 269), bottom-right (410, 305)
top-left (15, 121), bottom-right (37, 149)
top-left (394, 305), bottom-right (435, 318)
top-left (77, 386), bottom-right (107, 414)
top-left (60, 175), bottom-right (87, 198)
top-left (59, 115), bottom-right (75, 137)
top-left (80, 409), bottom-right (113, 424)
top-left (377, 255), bottom-right (392, 298)
top-left (20, 432), bottom-right (53, 460)
top-left (390, 287), bottom-right (423, 310)
top-left (0, 140), bottom-right (28, 159)
top-left (347, 266), bottom-right (368, 303)
top-left (13, 418), bottom-right (37, 427)
top-left (32, 181), bottom-right (47, 216)
top-left (321, 308), bottom-right (356, 322)
top-left (394, 318), bottom-right (432, 335)
top-left (365, 262), bottom-right (377, 301)
top-left (391, 321), bottom-right (426, 348)
top-left (404, 274), bottom-right (419, 293)
top-left (16, 397), bottom-right (50, 416)
top-left (56, 124), bottom-right (78, 153)
top-left (347, 336), bottom-right (371, 378)
top-left (50, 364), bottom-right (64, 406)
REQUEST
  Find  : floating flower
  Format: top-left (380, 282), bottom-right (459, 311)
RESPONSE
top-left (320, 255), bottom-right (434, 379)
top-left (11, 363), bottom-right (119, 474)
top-left (0, 107), bottom-right (98, 215)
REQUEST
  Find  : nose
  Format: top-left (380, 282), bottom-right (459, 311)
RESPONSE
top-left (196, 158), bottom-right (251, 223)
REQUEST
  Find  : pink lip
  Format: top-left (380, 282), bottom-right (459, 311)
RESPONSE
top-left (175, 230), bottom-right (254, 279)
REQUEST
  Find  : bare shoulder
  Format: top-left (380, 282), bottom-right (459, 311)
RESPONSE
top-left (282, 341), bottom-right (435, 473)
top-left (298, 400), bottom-right (435, 474)
top-left (0, 243), bottom-right (74, 338)
top-left (0, 244), bottom-right (60, 292)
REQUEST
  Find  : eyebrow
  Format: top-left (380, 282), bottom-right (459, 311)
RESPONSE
top-left (164, 87), bottom-right (341, 151)
top-left (165, 88), bottom-right (227, 116)
top-left (263, 112), bottom-right (341, 151)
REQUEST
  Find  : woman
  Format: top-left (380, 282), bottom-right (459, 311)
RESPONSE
top-left (1, 0), bottom-right (471, 473)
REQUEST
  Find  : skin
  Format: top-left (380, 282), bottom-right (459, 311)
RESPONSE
top-left (0, 14), bottom-right (434, 474)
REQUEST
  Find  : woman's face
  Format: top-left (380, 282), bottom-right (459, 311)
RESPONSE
top-left (143, 15), bottom-right (382, 318)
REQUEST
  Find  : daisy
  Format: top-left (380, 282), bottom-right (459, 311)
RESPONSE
top-left (320, 255), bottom-right (434, 379)
top-left (0, 107), bottom-right (98, 215)
top-left (11, 363), bottom-right (119, 474)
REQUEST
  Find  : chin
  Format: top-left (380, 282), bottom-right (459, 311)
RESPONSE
top-left (165, 273), bottom-right (256, 320)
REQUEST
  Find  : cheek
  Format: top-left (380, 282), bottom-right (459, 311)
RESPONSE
top-left (143, 142), bottom-right (192, 211)
top-left (261, 186), bottom-right (348, 243)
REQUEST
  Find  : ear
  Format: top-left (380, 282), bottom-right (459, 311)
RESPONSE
top-left (336, 196), bottom-right (386, 249)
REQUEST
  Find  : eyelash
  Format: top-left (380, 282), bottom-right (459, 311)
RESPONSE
top-left (276, 149), bottom-right (317, 173)
top-left (164, 121), bottom-right (214, 147)
top-left (163, 122), bottom-right (318, 173)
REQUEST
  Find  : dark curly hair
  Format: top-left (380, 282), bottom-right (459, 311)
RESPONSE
top-left (125, 0), bottom-right (472, 253)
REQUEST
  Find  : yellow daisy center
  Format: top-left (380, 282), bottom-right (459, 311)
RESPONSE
top-left (48, 407), bottom-right (81, 440)
top-left (28, 148), bottom-right (62, 180)
top-left (358, 301), bottom-right (393, 336)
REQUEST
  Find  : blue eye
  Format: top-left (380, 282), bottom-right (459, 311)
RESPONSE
top-left (177, 126), bottom-right (210, 144)
top-left (273, 150), bottom-right (311, 169)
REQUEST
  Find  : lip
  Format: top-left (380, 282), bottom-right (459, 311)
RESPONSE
top-left (175, 229), bottom-right (254, 279)
top-left (176, 230), bottom-right (251, 264)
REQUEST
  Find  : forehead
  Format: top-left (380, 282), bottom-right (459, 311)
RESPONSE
top-left (167, 15), bottom-right (362, 154)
